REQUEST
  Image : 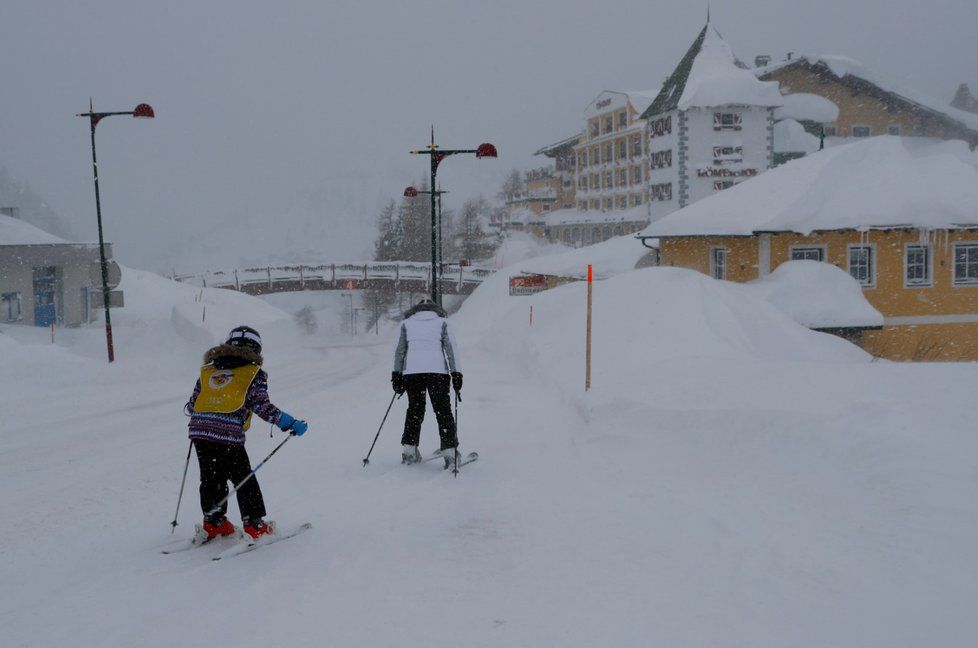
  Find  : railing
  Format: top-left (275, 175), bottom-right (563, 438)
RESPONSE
top-left (173, 262), bottom-right (494, 296)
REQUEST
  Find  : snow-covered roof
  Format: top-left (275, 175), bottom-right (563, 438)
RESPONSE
top-left (750, 260), bottom-right (884, 329)
top-left (774, 93), bottom-right (840, 123)
top-left (0, 214), bottom-right (67, 245)
top-left (641, 136), bottom-right (978, 237)
top-left (642, 23), bottom-right (782, 118)
top-left (757, 55), bottom-right (978, 134)
top-left (534, 134), bottom-right (582, 157)
top-left (545, 204), bottom-right (649, 227)
top-left (774, 119), bottom-right (821, 154)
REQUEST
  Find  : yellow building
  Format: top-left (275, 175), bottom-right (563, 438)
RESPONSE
top-left (574, 90), bottom-right (656, 213)
top-left (640, 136), bottom-right (978, 361)
top-left (756, 55), bottom-right (978, 149)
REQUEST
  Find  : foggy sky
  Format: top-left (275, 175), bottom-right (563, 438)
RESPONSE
top-left (1, 0), bottom-right (975, 272)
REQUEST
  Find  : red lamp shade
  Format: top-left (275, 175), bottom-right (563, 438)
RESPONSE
top-left (403, 186), bottom-right (419, 198)
top-left (133, 103), bottom-right (155, 118)
top-left (475, 143), bottom-right (497, 158)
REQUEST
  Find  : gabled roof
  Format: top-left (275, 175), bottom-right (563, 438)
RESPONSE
top-left (756, 55), bottom-right (978, 135)
top-left (641, 23), bottom-right (782, 119)
top-left (640, 136), bottom-right (978, 237)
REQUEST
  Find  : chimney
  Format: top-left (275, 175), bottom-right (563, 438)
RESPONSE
top-left (755, 54), bottom-right (772, 68)
top-left (786, 52), bottom-right (794, 61)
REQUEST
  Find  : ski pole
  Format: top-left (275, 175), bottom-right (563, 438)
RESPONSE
top-left (452, 391), bottom-right (460, 477)
top-left (170, 441), bottom-right (194, 533)
top-left (363, 392), bottom-right (400, 467)
top-left (205, 433), bottom-right (294, 518)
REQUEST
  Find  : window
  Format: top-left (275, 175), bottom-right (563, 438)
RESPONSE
top-left (590, 120), bottom-right (599, 138)
top-left (591, 174), bottom-right (599, 189)
top-left (603, 143), bottom-right (612, 163)
top-left (905, 245), bottom-right (931, 287)
top-left (578, 152), bottom-right (587, 168)
top-left (823, 123), bottom-right (837, 137)
top-left (589, 147), bottom-right (598, 165)
top-left (848, 245), bottom-right (875, 287)
top-left (603, 198), bottom-right (612, 210)
top-left (650, 149), bottom-right (673, 169)
top-left (618, 111), bottom-right (628, 128)
top-left (888, 124), bottom-right (901, 136)
top-left (616, 196), bottom-right (627, 209)
top-left (713, 112), bottom-right (743, 131)
top-left (616, 168), bottom-right (626, 186)
top-left (631, 134), bottom-right (642, 157)
top-left (953, 243), bottom-right (978, 284)
top-left (712, 145), bottom-right (743, 164)
top-left (852, 125), bottom-right (871, 137)
top-left (790, 246), bottom-right (825, 262)
top-left (650, 115), bottom-right (672, 137)
top-left (590, 199), bottom-right (599, 210)
top-left (2, 292), bottom-right (22, 322)
top-left (631, 194), bottom-right (643, 207)
top-left (604, 116), bottom-right (613, 134)
top-left (617, 139), bottom-right (627, 159)
top-left (631, 165), bottom-right (642, 184)
top-left (604, 171), bottom-right (612, 188)
top-left (578, 201), bottom-right (587, 211)
top-left (710, 247), bottom-right (727, 280)
top-left (651, 183), bottom-right (672, 201)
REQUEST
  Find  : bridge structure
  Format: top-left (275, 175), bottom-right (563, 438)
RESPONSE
top-left (173, 261), bottom-right (495, 296)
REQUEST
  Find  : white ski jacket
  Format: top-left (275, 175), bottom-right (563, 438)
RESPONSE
top-left (393, 309), bottom-right (460, 375)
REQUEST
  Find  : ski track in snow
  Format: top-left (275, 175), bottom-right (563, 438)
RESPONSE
top-left (3, 278), bottom-right (978, 646)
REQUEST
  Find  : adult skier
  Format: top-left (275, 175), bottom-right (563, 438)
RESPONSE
top-left (391, 299), bottom-right (463, 466)
top-left (185, 325), bottom-right (307, 541)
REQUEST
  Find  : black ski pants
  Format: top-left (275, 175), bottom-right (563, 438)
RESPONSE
top-left (401, 373), bottom-right (457, 450)
top-left (194, 439), bottom-right (266, 524)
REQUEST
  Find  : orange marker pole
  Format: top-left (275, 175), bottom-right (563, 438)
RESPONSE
top-left (530, 305), bottom-right (533, 326)
top-left (586, 264), bottom-right (593, 391)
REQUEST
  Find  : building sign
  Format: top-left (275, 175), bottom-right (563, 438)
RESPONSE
top-left (343, 279), bottom-right (357, 289)
top-left (596, 98), bottom-right (613, 109)
top-left (509, 274), bottom-right (547, 296)
top-left (696, 167), bottom-right (759, 178)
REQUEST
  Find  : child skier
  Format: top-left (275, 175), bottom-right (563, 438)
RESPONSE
top-left (186, 325), bottom-right (307, 541)
top-left (391, 299), bottom-right (463, 466)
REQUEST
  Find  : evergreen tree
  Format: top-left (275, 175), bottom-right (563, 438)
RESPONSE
top-left (454, 196), bottom-right (499, 262)
top-left (498, 169), bottom-right (525, 202)
top-left (373, 200), bottom-right (401, 261)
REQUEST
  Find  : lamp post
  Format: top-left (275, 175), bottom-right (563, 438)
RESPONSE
top-left (341, 292), bottom-right (354, 335)
top-left (403, 185), bottom-right (448, 298)
top-left (76, 100), bottom-right (155, 363)
top-left (409, 128), bottom-right (496, 305)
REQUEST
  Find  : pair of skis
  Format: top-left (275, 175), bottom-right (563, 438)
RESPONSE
top-left (412, 450), bottom-right (479, 472)
top-left (161, 522), bottom-right (312, 560)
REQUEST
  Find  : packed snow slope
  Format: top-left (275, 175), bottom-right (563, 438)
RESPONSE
top-left (2, 259), bottom-right (977, 647)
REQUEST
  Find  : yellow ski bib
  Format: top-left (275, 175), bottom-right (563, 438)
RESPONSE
top-left (194, 364), bottom-right (261, 416)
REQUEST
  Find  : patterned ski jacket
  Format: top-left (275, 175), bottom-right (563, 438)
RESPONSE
top-left (186, 344), bottom-right (283, 446)
top-left (393, 302), bottom-right (460, 375)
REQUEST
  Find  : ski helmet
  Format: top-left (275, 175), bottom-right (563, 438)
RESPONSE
top-left (226, 325), bottom-right (262, 353)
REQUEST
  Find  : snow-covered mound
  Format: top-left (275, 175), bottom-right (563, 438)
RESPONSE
top-left (0, 212), bottom-right (68, 244)
top-left (459, 266), bottom-right (868, 384)
top-left (749, 260), bottom-right (883, 329)
top-left (486, 231), bottom-right (570, 269)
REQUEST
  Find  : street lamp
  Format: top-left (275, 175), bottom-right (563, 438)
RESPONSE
top-left (76, 100), bottom-right (155, 363)
top-left (410, 128), bottom-right (496, 305)
top-left (403, 185), bottom-right (449, 296)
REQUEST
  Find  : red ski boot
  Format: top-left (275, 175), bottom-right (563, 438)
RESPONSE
top-left (243, 519), bottom-right (275, 541)
top-left (202, 518), bottom-right (237, 540)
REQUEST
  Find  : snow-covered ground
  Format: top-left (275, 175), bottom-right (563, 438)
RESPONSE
top-left (2, 247), bottom-right (977, 647)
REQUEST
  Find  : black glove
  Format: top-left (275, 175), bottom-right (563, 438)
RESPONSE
top-left (391, 371), bottom-right (406, 395)
top-left (451, 372), bottom-right (463, 394)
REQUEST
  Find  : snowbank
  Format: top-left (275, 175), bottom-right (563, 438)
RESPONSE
top-left (774, 118), bottom-right (821, 154)
top-left (749, 260), bottom-right (883, 329)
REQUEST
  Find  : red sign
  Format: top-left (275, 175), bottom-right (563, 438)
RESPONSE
top-left (343, 279), bottom-right (357, 289)
top-left (509, 274), bottom-right (547, 296)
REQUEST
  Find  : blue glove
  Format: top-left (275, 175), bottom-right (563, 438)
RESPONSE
top-left (290, 420), bottom-right (308, 436)
top-left (277, 412), bottom-right (296, 431)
